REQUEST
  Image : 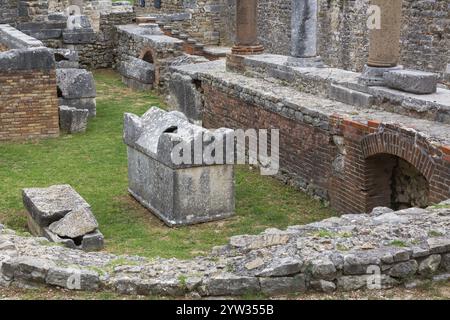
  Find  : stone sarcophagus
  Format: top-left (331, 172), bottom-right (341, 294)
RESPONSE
top-left (123, 107), bottom-right (235, 227)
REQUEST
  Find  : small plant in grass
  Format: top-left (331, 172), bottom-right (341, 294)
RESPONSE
top-left (428, 230), bottom-right (444, 237)
top-left (178, 275), bottom-right (188, 289)
top-left (314, 230), bottom-right (338, 239)
top-left (106, 257), bottom-right (140, 271)
top-left (390, 240), bottom-right (408, 248)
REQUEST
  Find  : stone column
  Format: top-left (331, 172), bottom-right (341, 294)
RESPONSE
top-left (359, 0), bottom-right (403, 85)
top-left (287, 0), bottom-right (323, 67)
top-left (230, 0), bottom-right (264, 55)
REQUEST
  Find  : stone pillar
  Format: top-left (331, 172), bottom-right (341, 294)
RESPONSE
top-left (230, 0), bottom-right (264, 55)
top-left (287, 0), bottom-right (323, 67)
top-left (291, 0), bottom-right (317, 58)
top-left (359, 0), bottom-right (403, 85)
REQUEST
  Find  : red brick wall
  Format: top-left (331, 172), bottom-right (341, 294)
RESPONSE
top-left (0, 69), bottom-right (59, 141)
top-left (202, 84), bottom-right (450, 214)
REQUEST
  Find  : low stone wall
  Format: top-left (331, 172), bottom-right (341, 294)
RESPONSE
top-left (0, 203), bottom-right (449, 296)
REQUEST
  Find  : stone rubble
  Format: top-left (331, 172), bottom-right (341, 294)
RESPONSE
top-left (0, 202), bottom-right (448, 297)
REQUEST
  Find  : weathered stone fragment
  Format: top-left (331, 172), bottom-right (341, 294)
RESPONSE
top-left (389, 260), bottom-right (418, 279)
top-left (22, 185), bottom-right (90, 227)
top-left (418, 255), bottom-right (442, 276)
top-left (49, 207), bottom-right (99, 239)
top-left (56, 68), bottom-right (96, 99)
top-left (384, 69), bottom-right (439, 94)
top-left (260, 275), bottom-right (306, 295)
top-left (204, 274), bottom-right (260, 296)
top-left (59, 106), bottom-right (89, 134)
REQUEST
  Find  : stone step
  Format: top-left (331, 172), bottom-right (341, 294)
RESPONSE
top-left (329, 84), bottom-right (374, 108)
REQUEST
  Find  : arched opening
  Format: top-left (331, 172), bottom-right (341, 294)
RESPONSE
top-left (365, 154), bottom-right (429, 211)
top-left (141, 50), bottom-right (154, 64)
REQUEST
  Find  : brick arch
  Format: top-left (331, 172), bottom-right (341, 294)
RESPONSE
top-left (360, 132), bottom-right (436, 182)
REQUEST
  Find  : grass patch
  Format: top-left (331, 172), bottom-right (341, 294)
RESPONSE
top-left (390, 240), bottom-right (408, 248)
top-left (0, 69), bottom-right (335, 259)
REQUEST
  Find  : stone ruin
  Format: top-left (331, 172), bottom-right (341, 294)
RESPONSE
top-left (0, 24), bottom-right (96, 140)
top-left (0, 0), bottom-right (449, 298)
top-left (124, 107), bottom-right (235, 226)
top-left (22, 185), bottom-right (104, 251)
top-left (0, 202), bottom-right (449, 296)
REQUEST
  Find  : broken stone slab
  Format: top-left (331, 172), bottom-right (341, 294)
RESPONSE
top-left (23, 185), bottom-right (91, 227)
top-left (56, 68), bottom-right (96, 100)
top-left (23, 185), bottom-right (104, 251)
top-left (59, 106), bottom-right (89, 134)
top-left (124, 107), bottom-right (235, 227)
top-left (117, 55), bottom-right (155, 85)
top-left (59, 97), bottom-right (96, 117)
top-left (383, 69), bottom-right (439, 94)
top-left (389, 260), bottom-right (418, 279)
top-left (49, 207), bottom-right (98, 239)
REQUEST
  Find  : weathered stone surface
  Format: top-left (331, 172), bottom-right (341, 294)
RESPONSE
top-left (329, 84), bottom-right (374, 108)
top-left (117, 55), bottom-right (155, 84)
top-left (23, 185), bottom-right (103, 251)
top-left (22, 185), bottom-right (90, 227)
top-left (310, 258), bottom-right (337, 280)
top-left (52, 49), bottom-right (79, 69)
top-left (384, 69), bottom-right (439, 94)
top-left (59, 106), bottom-right (89, 134)
top-left (46, 267), bottom-right (100, 291)
top-left (310, 280), bottom-right (336, 293)
top-left (168, 72), bottom-right (203, 122)
top-left (389, 260), bottom-right (418, 279)
top-left (260, 275), bottom-right (306, 295)
top-left (291, 0), bottom-right (318, 58)
top-left (0, 48), bottom-right (55, 71)
top-left (80, 230), bottom-right (105, 252)
top-left (62, 30), bottom-right (96, 44)
top-left (418, 255), bottom-right (442, 276)
top-left (230, 231), bottom-right (291, 251)
top-left (1, 204), bottom-right (448, 296)
top-left (56, 68), bottom-right (96, 99)
top-left (256, 257), bottom-right (303, 277)
top-left (59, 97), bottom-right (96, 117)
top-left (124, 107), bottom-right (235, 226)
top-left (441, 254), bottom-right (450, 272)
top-left (204, 274), bottom-right (260, 296)
top-left (370, 207), bottom-right (394, 216)
top-left (49, 207), bottom-right (99, 239)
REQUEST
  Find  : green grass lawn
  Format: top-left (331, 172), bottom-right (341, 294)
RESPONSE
top-left (0, 69), bottom-right (336, 259)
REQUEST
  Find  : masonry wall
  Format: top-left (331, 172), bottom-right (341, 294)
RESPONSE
top-left (219, 0), bottom-right (449, 76)
top-left (0, 53), bottom-right (59, 141)
top-left (201, 81), bottom-right (450, 214)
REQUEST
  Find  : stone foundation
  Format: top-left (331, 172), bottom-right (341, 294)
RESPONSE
top-left (0, 203), bottom-right (449, 296)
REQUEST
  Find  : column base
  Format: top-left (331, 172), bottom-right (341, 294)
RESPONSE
top-left (358, 65), bottom-right (403, 86)
top-left (285, 56), bottom-right (325, 68)
top-left (231, 45), bottom-right (264, 55)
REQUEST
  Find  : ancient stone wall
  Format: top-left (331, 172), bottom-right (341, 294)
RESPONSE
top-left (200, 77), bottom-right (450, 214)
top-left (0, 0), bottom-right (18, 25)
top-left (219, 0), bottom-right (449, 76)
top-left (115, 25), bottom-right (184, 90)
